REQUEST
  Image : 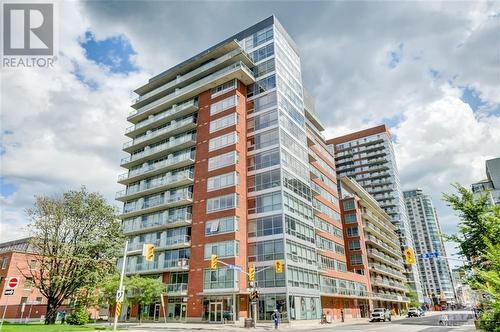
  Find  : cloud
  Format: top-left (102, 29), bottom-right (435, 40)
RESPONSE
top-left (1, 1), bottom-right (499, 274)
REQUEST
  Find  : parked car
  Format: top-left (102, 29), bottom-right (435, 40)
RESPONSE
top-left (370, 308), bottom-right (392, 322)
top-left (408, 308), bottom-right (421, 317)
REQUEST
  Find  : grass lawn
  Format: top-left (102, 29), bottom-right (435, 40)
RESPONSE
top-left (1, 323), bottom-right (111, 332)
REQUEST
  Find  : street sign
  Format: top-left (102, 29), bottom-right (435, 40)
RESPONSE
top-left (116, 289), bottom-right (125, 303)
top-left (4, 289), bottom-right (14, 296)
top-left (227, 264), bottom-right (242, 272)
top-left (419, 252), bottom-right (439, 259)
top-left (7, 277), bottom-right (19, 289)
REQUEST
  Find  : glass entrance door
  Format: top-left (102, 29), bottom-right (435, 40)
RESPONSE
top-left (180, 303), bottom-right (187, 321)
top-left (153, 303), bottom-right (160, 321)
top-left (209, 302), bottom-right (223, 323)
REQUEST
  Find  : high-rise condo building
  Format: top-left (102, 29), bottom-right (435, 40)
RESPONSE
top-left (339, 177), bottom-right (409, 313)
top-left (403, 189), bottom-right (455, 303)
top-left (471, 157), bottom-right (500, 205)
top-left (327, 125), bottom-right (424, 302)
top-left (117, 16), bottom-right (375, 323)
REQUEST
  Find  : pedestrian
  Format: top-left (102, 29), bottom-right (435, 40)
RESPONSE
top-left (271, 309), bottom-right (280, 329)
top-left (341, 309), bottom-right (344, 322)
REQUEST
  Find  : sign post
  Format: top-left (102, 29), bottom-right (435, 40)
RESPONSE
top-left (113, 240), bottom-right (128, 332)
top-left (0, 277), bottom-right (18, 332)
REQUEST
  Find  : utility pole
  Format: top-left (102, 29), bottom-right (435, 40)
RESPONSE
top-left (113, 240), bottom-right (128, 332)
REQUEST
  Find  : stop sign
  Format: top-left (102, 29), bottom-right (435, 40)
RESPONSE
top-left (7, 277), bottom-right (19, 289)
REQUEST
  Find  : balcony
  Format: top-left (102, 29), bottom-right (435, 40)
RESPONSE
top-left (120, 133), bottom-right (197, 169)
top-left (166, 283), bottom-right (188, 296)
top-left (367, 249), bottom-right (404, 269)
top-left (123, 211), bottom-right (192, 235)
top-left (123, 116), bottom-right (197, 152)
top-left (369, 263), bottom-right (406, 281)
top-left (116, 170), bottom-right (194, 202)
top-left (132, 47), bottom-right (253, 109)
top-left (121, 191), bottom-right (193, 219)
top-left (320, 286), bottom-right (369, 298)
top-left (118, 151), bottom-right (195, 185)
top-left (128, 235), bottom-right (191, 254)
top-left (363, 222), bottom-right (400, 249)
top-left (125, 258), bottom-right (189, 275)
top-left (365, 235), bottom-right (402, 258)
top-left (128, 61), bottom-right (255, 123)
top-left (126, 99), bottom-right (198, 138)
top-left (371, 277), bottom-right (406, 292)
top-left (372, 292), bottom-right (409, 302)
top-left (362, 210), bottom-right (395, 234)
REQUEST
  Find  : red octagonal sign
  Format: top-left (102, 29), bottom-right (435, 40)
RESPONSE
top-left (7, 277), bottom-right (19, 289)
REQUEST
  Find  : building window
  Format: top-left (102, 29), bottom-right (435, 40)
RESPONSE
top-left (211, 80), bottom-right (237, 99)
top-left (287, 266), bottom-right (319, 289)
top-left (346, 227), bottom-right (359, 237)
top-left (247, 168), bottom-right (281, 192)
top-left (350, 255), bottom-right (363, 265)
top-left (343, 200), bottom-right (355, 210)
top-left (203, 268), bottom-right (237, 289)
top-left (209, 131), bottom-right (238, 152)
top-left (348, 240), bottom-right (361, 251)
top-left (285, 215), bottom-right (315, 244)
top-left (205, 216), bottom-right (239, 236)
top-left (1, 258), bottom-right (9, 269)
top-left (207, 172), bottom-right (238, 192)
top-left (206, 194), bottom-right (239, 213)
top-left (210, 113), bottom-right (238, 133)
top-left (204, 240), bottom-right (239, 259)
top-left (248, 191), bottom-right (282, 214)
top-left (208, 151), bottom-right (239, 171)
top-left (248, 214), bottom-right (283, 237)
top-left (210, 95), bottom-right (238, 115)
top-left (247, 128), bottom-right (279, 151)
top-left (344, 213), bottom-right (357, 224)
top-left (23, 278), bottom-right (33, 290)
top-left (20, 297), bottom-right (28, 304)
top-left (247, 148), bottom-right (280, 171)
top-left (286, 240), bottom-right (317, 265)
top-left (248, 239), bottom-right (284, 262)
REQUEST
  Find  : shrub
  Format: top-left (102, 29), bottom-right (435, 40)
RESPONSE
top-left (66, 306), bottom-right (90, 325)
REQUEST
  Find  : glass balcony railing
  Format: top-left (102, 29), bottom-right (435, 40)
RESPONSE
top-left (123, 191), bottom-right (193, 215)
top-left (367, 248), bottom-right (403, 267)
top-left (132, 49), bottom-right (248, 106)
top-left (363, 223), bottom-right (400, 248)
top-left (126, 99), bottom-right (198, 134)
top-left (371, 277), bottom-right (406, 290)
top-left (123, 211), bottom-right (192, 234)
top-left (129, 61), bottom-right (254, 118)
top-left (126, 259), bottom-right (189, 274)
top-left (369, 263), bottom-right (405, 279)
top-left (120, 133), bottom-right (196, 166)
top-left (166, 283), bottom-right (188, 294)
top-left (116, 170), bottom-right (194, 199)
top-left (128, 239), bottom-right (161, 252)
top-left (124, 116), bottom-right (196, 150)
top-left (118, 151), bottom-right (195, 182)
top-left (320, 286), bottom-right (369, 297)
top-left (164, 235), bottom-right (190, 247)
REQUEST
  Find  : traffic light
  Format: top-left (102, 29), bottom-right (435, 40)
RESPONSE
top-left (143, 244), bottom-right (155, 262)
top-left (404, 248), bottom-right (416, 265)
top-left (275, 260), bottom-right (284, 273)
top-left (248, 266), bottom-right (255, 282)
top-left (249, 289), bottom-right (259, 300)
top-left (210, 254), bottom-right (218, 269)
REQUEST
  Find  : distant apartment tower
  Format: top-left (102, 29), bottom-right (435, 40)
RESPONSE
top-left (471, 157), bottom-right (500, 205)
top-left (327, 125), bottom-right (424, 302)
top-left (117, 16), bottom-right (371, 323)
top-left (403, 189), bottom-right (455, 303)
top-left (339, 177), bottom-right (409, 313)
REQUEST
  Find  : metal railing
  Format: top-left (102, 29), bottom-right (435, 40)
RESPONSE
top-left (123, 191), bottom-right (193, 214)
top-left (116, 170), bottom-right (194, 199)
top-left (123, 211), bottom-right (192, 233)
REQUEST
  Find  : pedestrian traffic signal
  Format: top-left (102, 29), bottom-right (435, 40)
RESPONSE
top-left (248, 266), bottom-right (255, 282)
top-left (143, 244), bottom-right (155, 262)
top-left (249, 289), bottom-right (259, 300)
top-left (275, 260), bottom-right (284, 273)
top-left (404, 248), bottom-right (416, 265)
top-left (210, 254), bottom-right (218, 269)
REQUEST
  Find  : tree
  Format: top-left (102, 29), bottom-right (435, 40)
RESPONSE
top-left (442, 184), bottom-right (499, 267)
top-left (25, 187), bottom-right (123, 324)
top-left (99, 274), bottom-right (165, 322)
top-left (406, 285), bottom-right (420, 308)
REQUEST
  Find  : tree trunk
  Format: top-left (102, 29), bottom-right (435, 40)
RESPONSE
top-left (45, 298), bottom-right (59, 324)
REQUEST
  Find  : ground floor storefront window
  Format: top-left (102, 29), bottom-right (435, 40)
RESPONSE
top-left (289, 296), bottom-right (321, 320)
top-left (257, 293), bottom-right (287, 321)
top-left (202, 295), bottom-right (238, 322)
top-left (166, 297), bottom-right (188, 321)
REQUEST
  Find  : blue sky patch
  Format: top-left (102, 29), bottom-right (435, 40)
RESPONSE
top-left (72, 61), bottom-right (99, 90)
top-left (429, 68), bottom-right (440, 80)
top-left (388, 43), bottom-right (404, 69)
top-left (0, 177), bottom-right (17, 197)
top-left (81, 31), bottom-right (138, 74)
top-left (461, 86), bottom-right (486, 112)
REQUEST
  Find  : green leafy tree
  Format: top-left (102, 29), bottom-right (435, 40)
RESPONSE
top-left (406, 285), bottom-right (420, 308)
top-left (25, 187), bottom-right (123, 324)
top-left (442, 184), bottom-right (499, 267)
